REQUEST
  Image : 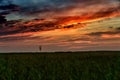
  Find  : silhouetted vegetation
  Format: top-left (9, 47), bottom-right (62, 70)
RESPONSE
top-left (0, 51), bottom-right (120, 80)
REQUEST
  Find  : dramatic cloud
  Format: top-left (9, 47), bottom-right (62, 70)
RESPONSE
top-left (0, 18), bottom-right (85, 36)
top-left (1, 0), bottom-right (120, 21)
top-left (0, 0), bottom-right (120, 52)
top-left (15, 0), bottom-right (118, 14)
top-left (0, 0), bottom-right (118, 20)
top-left (0, 0), bottom-right (20, 23)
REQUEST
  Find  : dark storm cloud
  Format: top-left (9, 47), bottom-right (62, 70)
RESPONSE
top-left (0, 0), bottom-right (119, 21)
top-left (0, 15), bottom-right (7, 23)
top-left (0, 4), bottom-right (20, 11)
top-left (0, 0), bottom-right (20, 23)
top-left (0, 0), bottom-right (120, 20)
top-left (14, 0), bottom-right (73, 16)
top-left (11, 0), bottom-right (119, 16)
top-left (0, 0), bottom-right (20, 12)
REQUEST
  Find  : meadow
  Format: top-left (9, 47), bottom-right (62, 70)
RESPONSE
top-left (0, 51), bottom-right (120, 80)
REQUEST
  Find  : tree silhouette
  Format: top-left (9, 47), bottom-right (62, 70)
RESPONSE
top-left (39, 45), bottom-right (42, 52)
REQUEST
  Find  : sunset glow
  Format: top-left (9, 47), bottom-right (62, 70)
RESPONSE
top-left (0, 0), bottom-right (120, 52)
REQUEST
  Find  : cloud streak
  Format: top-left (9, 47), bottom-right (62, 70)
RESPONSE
top-left (0, 19), bottom-right (85, 36)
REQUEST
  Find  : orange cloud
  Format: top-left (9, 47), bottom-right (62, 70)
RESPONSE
top-left (102, 34), bottom-right (120, 39)
top-left (54, 5), bottom-right (120, 25)
top-left (1, 4), bottom-right (120, 37)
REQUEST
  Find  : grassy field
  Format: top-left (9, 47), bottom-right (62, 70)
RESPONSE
top-left (0, 51), bottom-right (120, 80)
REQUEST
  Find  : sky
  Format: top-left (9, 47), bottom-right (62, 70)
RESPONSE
top-left (0, 0), bottom-right (120, 52)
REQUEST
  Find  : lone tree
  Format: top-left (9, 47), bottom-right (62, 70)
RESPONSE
top-left (39, 45), bottom-right (42, 52)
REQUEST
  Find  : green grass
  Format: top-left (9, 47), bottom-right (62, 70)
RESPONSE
top-left (0, 51), bottom-right (120, 80)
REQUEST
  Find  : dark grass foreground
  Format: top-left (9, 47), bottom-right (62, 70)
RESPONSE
top-left (0, 51), bottom-right (120, 80)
